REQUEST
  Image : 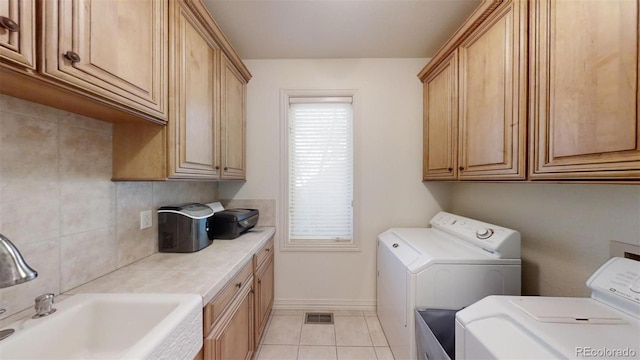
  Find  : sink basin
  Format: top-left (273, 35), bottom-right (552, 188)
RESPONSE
top-left (0, 293), bottom-right (202, 359)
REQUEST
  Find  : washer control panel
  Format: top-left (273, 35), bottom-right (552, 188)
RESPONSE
top-left (587, 257), bottom-right (640, 318)
top-left (429, 212), bottom-right (520, 259)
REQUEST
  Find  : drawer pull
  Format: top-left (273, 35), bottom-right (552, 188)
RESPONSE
top-left (64, 51), bottom-right (81, 63)
top-left (0, 16), bottom-right (19, 32)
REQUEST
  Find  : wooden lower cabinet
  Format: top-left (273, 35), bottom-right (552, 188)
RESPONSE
top-left (203, 237), bottom-right (275, 360)
top-left (254, 252), bottom-right (274, 346)
top-left (205, 278), bottom-right (254, 360)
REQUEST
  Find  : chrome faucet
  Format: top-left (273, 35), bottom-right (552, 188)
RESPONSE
top-left (0, 233), bottom-right (38, 341)
top-left (0, 234), bottom-right (38, 287)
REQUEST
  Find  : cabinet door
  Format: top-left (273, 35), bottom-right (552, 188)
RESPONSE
top-left (458, 0), bottom-right (527, 180)
top-left (423, 51), bottom-right (458, 181)
top-left (0, 0), bottom-right (34, 69)
top-left (529, 0), bottom-right (640, 179)
top-left (220, 53), bottom-right (247, 180)
top-left (255, 255), bottom-right (274, 346)
top-left (206, 282), bottom-right (254, 360)
top-left (170, 1), bottom-right (221, 179)
top-left (42, 0), bottom-right (167, 120)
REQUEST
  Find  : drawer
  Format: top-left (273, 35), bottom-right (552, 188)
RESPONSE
top-left (203, 260), bottom-right (253, 335)
top-left (254, 236), bottom-right (274, 270)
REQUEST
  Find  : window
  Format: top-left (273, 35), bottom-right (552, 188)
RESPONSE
top-left (281, 90), bottom-right (358, 251)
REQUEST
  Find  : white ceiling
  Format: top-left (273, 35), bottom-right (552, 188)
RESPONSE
top-left (202, 0), bottom-right (481, 59)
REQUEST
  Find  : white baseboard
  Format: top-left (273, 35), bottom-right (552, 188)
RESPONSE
top-left (273, 298), bottom-right (376, 312)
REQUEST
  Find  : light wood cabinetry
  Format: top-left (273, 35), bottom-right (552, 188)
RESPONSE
top-left (220, 54), bottom-right (247, 179)
top-left (0, 0), bottom-right (250, 181)
top-left (529, 0), bottom-right (640, 180)
top-left (203, 260), bottom-right (254, 360)
top-left (202, 235), bottom-right (275, 360)
top-left (421, 0), bottom-right (637, 182)
top-left (253, 237), bottom-right (274, 346)
top-left (170, 0), bottom-right (221, 178)
top-left (458, 0), bottom-right (526, 180)
top-left (0, 0), bottom-right (35, 69)
top-left (41, 0), bottom-right (168, 121)
top-left (423, 51), bottom-right (458, 180)
top-left (421, 0), bottom-right (526, 181)
top-left (0, 0), bottom-right (166, 124)
top-left (111, 0), bottom-right (251, 181)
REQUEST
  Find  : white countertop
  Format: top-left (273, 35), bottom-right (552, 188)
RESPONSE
top-left (67, 227), bottom-right (276, 306)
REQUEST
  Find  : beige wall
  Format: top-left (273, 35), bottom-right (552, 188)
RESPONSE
top-left (219, 58), bottom-right (451, 309)
top-left (450, 182), bottom-right (640, 297)
top-left (0, 95), bottom-right (219, 318)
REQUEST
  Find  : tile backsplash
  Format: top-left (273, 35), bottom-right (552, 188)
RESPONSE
top-left (0, 95), bottom-right (218, 318)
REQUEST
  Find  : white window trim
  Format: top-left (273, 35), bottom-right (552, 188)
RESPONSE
top-left (279, 89), bottom-right (360, 252)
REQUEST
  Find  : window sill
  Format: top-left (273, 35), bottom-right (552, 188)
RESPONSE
top-left (280, 240), bottom-right (361, 252)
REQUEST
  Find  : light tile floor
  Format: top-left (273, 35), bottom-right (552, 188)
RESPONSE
top-left (256, 310), bottom-right (395, 360)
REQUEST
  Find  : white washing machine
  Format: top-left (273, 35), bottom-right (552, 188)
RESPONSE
top-left (376, 212), bottom-right (522, 360)
top-left (455, 257), bottom-right (640, 360)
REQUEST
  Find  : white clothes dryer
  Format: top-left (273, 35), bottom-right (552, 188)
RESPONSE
top-left (455, 257), bottom-right (640, 360)
top-left (376, 212), bottom-right (522, 360)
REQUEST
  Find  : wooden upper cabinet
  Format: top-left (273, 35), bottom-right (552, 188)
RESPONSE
top-left (423, 51), bottom-right (458, 181)
top-left (170, 1), bottom-right (220, 178)
top-left (0, 0), bottom-right (35, 69)
top-left (220, 53), bottom-right (247, 179)
top-left (111, 0), bottom-right (251, 181)
top-left (458, 0), bottom-right (527, 180)
top-left (42, 0), bottom-right (168, 122)
top-left (529, 0), bottom-right (640, 179)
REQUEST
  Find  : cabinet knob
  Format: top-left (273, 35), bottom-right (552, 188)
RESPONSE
top-left (64, 51), bottom-right (81, 63)
top-left (459, 166), bottom-right (465, 171)
top-left (215, 165), bottom-right (220, 170)
top-left (236, 282), bottom-right (242, 288)
top-left (0, 16), bottom-right (19, 32)
top-left (265, 248), bottom-right (270, 252)
top-left (258, 279), bottom-right (262, 284)
top-left (447, 167), bottom-right (453, 172)
top-left (224, 167), bottom-right (228, 171)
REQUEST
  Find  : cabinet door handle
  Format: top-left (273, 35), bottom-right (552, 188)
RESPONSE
top-left (258, 279), bottom-right (262, 284)
top-left (265, 248), bottom-right (270, 252)
top-left (447, 167), bottom-right (453, 172)
top-left (236, 282), bottom-right (242, 288)
top-left (0, 16), bottom-right (19, 32)
top-left (64, 51), bottom-right (81, 63)
top-left (224, 167), bottom-right (228, 171)
top-left (215, 165), bottom-right (220, 170)
top-left (459, 166), bottom-right (465, 171)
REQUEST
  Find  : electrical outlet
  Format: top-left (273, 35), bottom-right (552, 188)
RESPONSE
top-left (140, 210), bottom-right (152, 230)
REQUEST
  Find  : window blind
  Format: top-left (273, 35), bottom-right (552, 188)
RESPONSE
top-left (288, 100), bottom-right (353, 241)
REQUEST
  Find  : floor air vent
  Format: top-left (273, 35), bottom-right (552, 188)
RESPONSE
top-left (304, 312), bottom-right (334, 324)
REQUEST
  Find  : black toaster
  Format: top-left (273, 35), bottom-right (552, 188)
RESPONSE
top-left (207, 208), bottom-right (259, 239)
top-left (158, 203), bottom-right (214, 252)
